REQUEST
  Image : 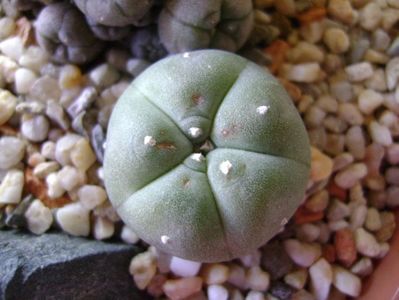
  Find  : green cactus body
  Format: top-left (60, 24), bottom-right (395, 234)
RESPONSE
top-left (159, 0), bottom-right (254, 53)
top-left (104, 50), bottom-right (310, 262)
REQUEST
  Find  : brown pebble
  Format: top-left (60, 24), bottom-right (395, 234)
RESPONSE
top-left (322, 244), bottom-right (336, 263)
top-left (376, 212), bottom-right (396, 242)
top-left (334, 228), bottom-right (357, 268)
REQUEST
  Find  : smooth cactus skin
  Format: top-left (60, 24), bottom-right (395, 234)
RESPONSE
top-left (35, 3), bottom-right (104, 64)
top-left (104, 50), bottom-right (310, 262)
top-left (158, 0), bottom-right (254, 54)
top-left (73, 0), bottom-right (154, 27)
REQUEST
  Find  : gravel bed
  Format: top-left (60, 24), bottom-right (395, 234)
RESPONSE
top-left (0, 0), bottom-right (399, 300)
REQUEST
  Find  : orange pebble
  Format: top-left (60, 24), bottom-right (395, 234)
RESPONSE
top-left (297, 7), bottom-right (327, 26)
top-left (327, 180), bottom-right (347, 201)
top-left (294, 206), bottom-right (324, 224)
top-left (334, 228), bottom-right (357, 268)
top-left (322, 244), bottom-right (336, 263)
top-left (264, 40), bottom-right (290, 74)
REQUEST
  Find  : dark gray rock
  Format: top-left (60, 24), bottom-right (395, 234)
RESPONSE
top-left (269, 281), bottom-right (295, 300)
top-left (260, 240), bottom-right (294, 280)
top-left (0, 230), bottom-right (152, 300)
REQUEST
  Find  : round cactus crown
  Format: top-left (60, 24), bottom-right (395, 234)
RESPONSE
top-left (104, 50), bottom-right (310, 262)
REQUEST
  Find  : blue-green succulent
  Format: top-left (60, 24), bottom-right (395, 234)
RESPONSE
top-left (104, 50), bottom-right (310, 262)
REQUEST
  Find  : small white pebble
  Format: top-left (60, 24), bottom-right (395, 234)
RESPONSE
top-left (365, 207), bottom-right (382, 231)
top-left (33, 161), bottom-right (60, 179)
top-left (351, 257), bottom-right (373, 277)
top-left (377, 242), bottom-right (390, 258)
top-left (78, 185), bottom-right (107, 210)
top-left (89, 63), bottom-right (120, 88)
top-left (93, 216), bottom-right (114, 240)
top-left (15, 68), bottom-right (38, 94)
top-left (24, 199), bottom-right (53, 235)
top-left (350, 205), bottom-right (368, 230)
top-left (332, 266), bottom-right (361, 297)
top-left (256, 105), bottom-right (270, 115)
top-left (0, 55), bottom-right (18, 83)
top-left (169, 256), bottom-right (202, 277)
top-left (144, 135), bottom-right (156, 146)
top-left (18, 45), bottom-right (49, 72)
top-left (41, 141), bottom-right (56, 160)
top-left (130, 251), bottom-right (157, 290)
top-left (283, 63), bottom-right (321, 83)
top-left (284, 269), bottom-right (308, 289)
top-left (358, 89), bottom-right (384, 115)
top-left (359, 2), bottom-right (382, 31)
top-left (202, 263), bottom-right (230, 285)
top-left (219, 160), bottom-right (233, 175)
top-left (55, 133), bottom-right (84, 166)
top-left (0, 89), bottom-right (17, 125)
top-left (0, 17), bottom-right (16, 40)
top-left (246, 266), bottom-right (270, 292)
top-left (284, 239), bottom-right (322, 267)
top-left (345, 62), bottom-right (374, 82)
top-left (188, 127), bottom-right (202, 138)
top-left (70, 138), bottom-right (97, 172)
top-left (56, 202), bottom-right (90, 236)
top-left (121, 226), bottom-right (140, 244)
top-left (334, 163), bottom-right (368, 189)
top-left (245, 290), bottom-right (265, 300)
top-left (309, 258), bottom-right (333, 300)
top-left (0, 36), bottom-right (24, 61)
top-left (183, 52), bottom-right (190, 58)
top-left (296, 223), bottom-right (321, 242)
top-left (46, 172), bottom-right (65, 198)
top-left (386, 57), bottom-right (399, 91)
top-left (355, 228), bottom-right (381, 257)
top-left (58, 64), bottom-right (83, 89)
top-left (323, 28), bottom-right (350, 54)
top-left (190, 153), bottom-right (205, 162)
top-left (57, 166), bottom-right (85, 191)
top-left (208, 284), bottom-right (228, 300)
top-left (0, 169), bottom-right (24, 205)
top-left (21, 114), bottom-right (49, 142)
top-left (0, 136), bottom-right (25, 169)
top-left (369, 121), bottom-right (393, 146)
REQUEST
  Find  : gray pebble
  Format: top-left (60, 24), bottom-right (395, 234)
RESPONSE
top-left (91, 124), bottom-right (105, 163)
top-left (5, 195), bottom-right (34, 228)
top-left (67, 87), bottom-right (97, 119)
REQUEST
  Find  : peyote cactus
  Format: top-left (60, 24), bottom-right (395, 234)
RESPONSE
top-left (34, 2), bottom-right (104, 64)
top-left (86, 16), bottom-right (131, 41)
top-left (104, 50), bottom-right (310, 262)
top-left (158, 0), bottom-right (254, 54)
top-left (73, 0), bottom-right (154, 27)
top-left (129, 25), bottom-right (167, 62)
